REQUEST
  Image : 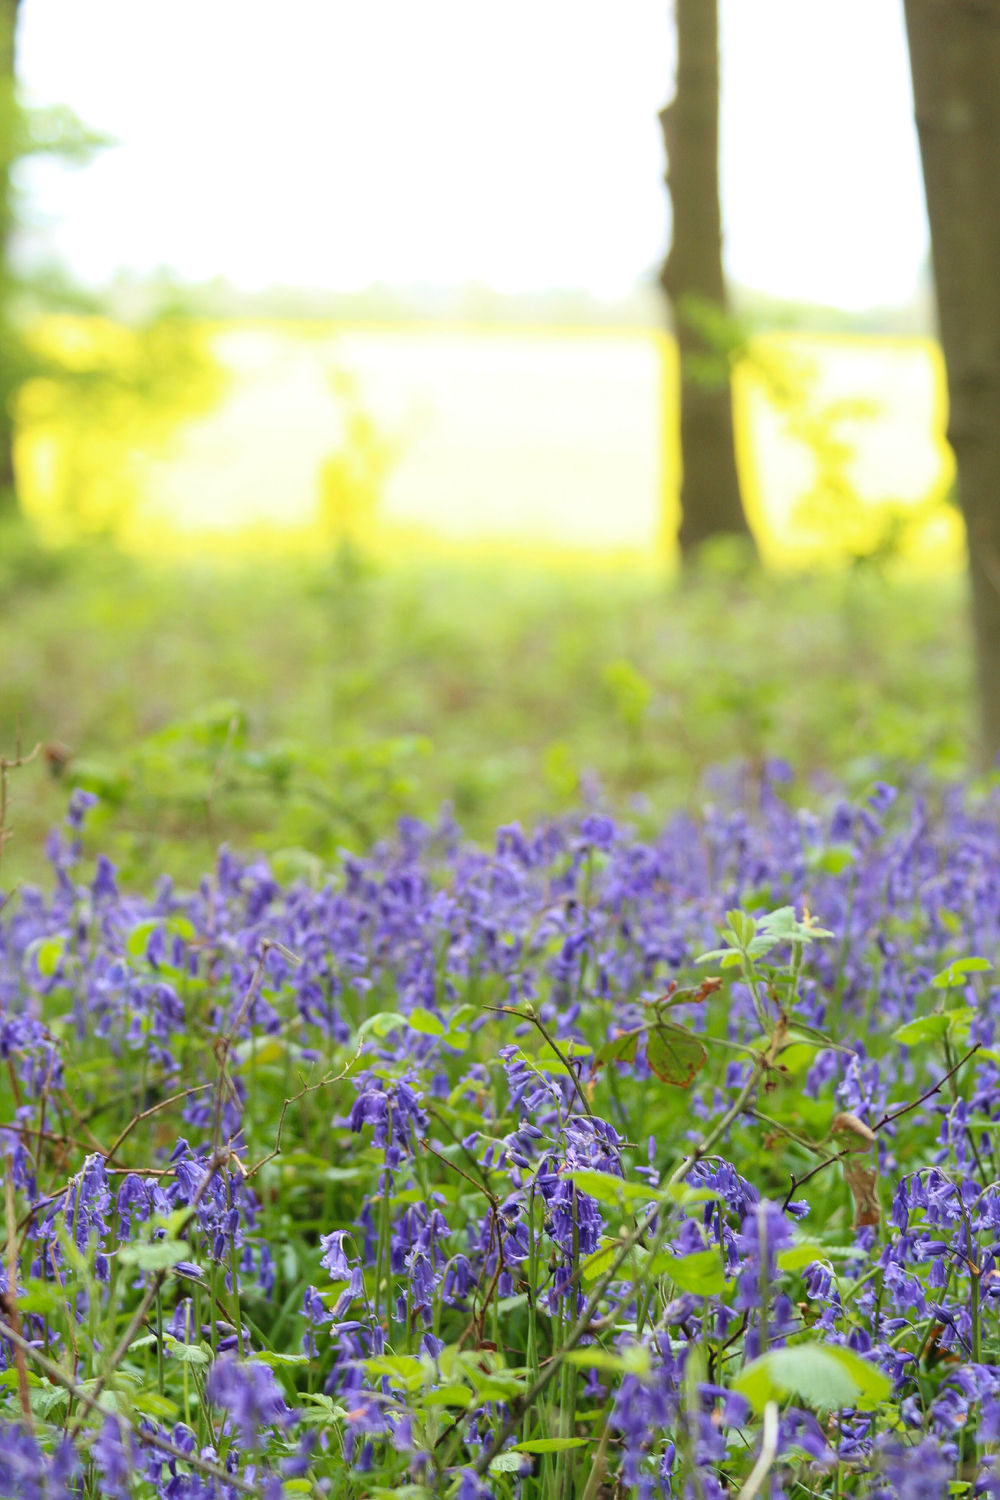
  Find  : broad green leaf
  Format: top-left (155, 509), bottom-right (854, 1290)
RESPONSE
top-left (28, 935), bottom-right (66, 978)
top-left (892, 1013), bottom-right (950, 1047)
top-left (132, 1390), bottom-right (179, 1420)
top-left (565, 1344), bottom-right (651, 1376)
top-left (777, 1243), bottom-right (826, 1272)
top-left (420, 1384), bottom-right (473, 1408)
top-left (809, 844), bottom-right (856, 876)
top-left (126, 919), bottom-right (159, 960)
top-left (163, 1337), bottom-right (211, 1365)
top-left (357, 1011), bottom-right (407, 1040)
top-left (364, 1355), bottom-right (425, 1390)
top-left (646, 1023), bottom-right (707, 1087)
top-left (566, 1170), bottom-right (651, 1209)
top-left (118, 1239), bottom-right (191, 1272)
top-left (932, 957), bottom-right (993, 989)
top-left (489, 1453), bottom-right (524, 1474)
top-left (654, 1248), bottom-right (725, 1296)
top-left (580, 1238), bottom-right (648, 1284)
top-left (408, 1008), bottom-right (445, 1036)
top-left (735, 1342), bottom-right (890, 1414)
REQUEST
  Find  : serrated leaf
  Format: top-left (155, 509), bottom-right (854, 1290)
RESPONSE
top-left (646, 1023), bottom-right (707, 1087)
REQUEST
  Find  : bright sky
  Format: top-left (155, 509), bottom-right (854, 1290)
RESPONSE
top-left (15, 0), bottom-right (929, 310)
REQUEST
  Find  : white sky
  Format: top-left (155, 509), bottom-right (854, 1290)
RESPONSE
top-left (14, 0), bottom-right (929, 310)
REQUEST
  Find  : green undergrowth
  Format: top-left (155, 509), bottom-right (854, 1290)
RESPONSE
top-left (0, 539), bottom-right (974, 886)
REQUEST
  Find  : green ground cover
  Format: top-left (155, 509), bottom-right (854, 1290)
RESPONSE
top-left (0, 533), bottom-right (974, 886)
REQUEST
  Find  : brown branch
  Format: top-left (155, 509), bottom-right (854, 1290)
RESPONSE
top-left (782, 1044), bottom-right (980, 1210)
top-left (102, 1083), bottom-right (214, 1163)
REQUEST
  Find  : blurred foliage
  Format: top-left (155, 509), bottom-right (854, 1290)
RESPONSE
top-left (676, 296), bottom-right (950, 570)
top-left (0, 548), bottom-right (972, 889)
top-left (319, 367), bottom-right (402, 566)
top-left (16, 312), bottom-right (227, 540)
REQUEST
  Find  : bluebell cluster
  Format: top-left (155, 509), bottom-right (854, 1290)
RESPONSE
top-left (2, 774), bottom-right (1000, 1494)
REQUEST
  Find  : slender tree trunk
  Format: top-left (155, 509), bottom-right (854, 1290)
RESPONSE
top-left (904, 0), bottom-right (1000, 763)
top-left (0, 0), bottom-right (21, 510)
top-left (660, 0), bottom-right (754, 563)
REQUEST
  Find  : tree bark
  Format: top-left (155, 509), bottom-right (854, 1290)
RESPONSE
top-left (0, 0), bottom-right (21, 510)
top-left (660, 0), bottom-right (754, 563)
top-left (904, 0), bottom-right (1000, 764)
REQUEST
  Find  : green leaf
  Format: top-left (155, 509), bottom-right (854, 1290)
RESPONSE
top-left (654, 1248), bottom-right (725, 1296)
top-left (735, 1343), bottom-right (890, 1414)
top-left (132, 1390), bottom-right (179, 1420)
top-left (513, 1438), bottom-right (588, 1453)
top-left (777, 1243), bottom-right (826, 1272)
top-left (118, 1239), bottom-right (191, 1273)
top-left (565, 1344), bottom-right (651, 1376)
top-left (892, 1013), bottom-right (950, 1047)
top-left (357, 1011), bottom-right (407, 1040)
top-left (28, 935), bottom-right (66, 978)
top-left (646, 1023), bottom-right (707, 1087)
top-left (725, 910), bottom-right (757, 947)
top-left (566, 1170), bottom-right (652, 1209)
top-left (163, 1336), bottom-right (211, 1365)
top-left (489, 1453), bottom-right (524, 1474)
top-left (809, 843), bottom-right (856, 877)
top-left (420, 1383), bottom-right (473, 1408)
top-left (126, 919), bottom-right (159, 960)
top-left (597, 1030), bottom-right (639, 1065)
top-left (408, 1008), bottom-right (445, 1036)
top-left (932, 957), bottom-right (993, 989)
top-left (364, 1355), bottom-right (425, 1390)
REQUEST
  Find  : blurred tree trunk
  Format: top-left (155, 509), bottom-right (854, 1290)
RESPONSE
top-left (904, 0), bottom-right (1000, 763)
top-left (0, 0), bottom-right (22, 512)
top-left (660, 0), bottom-right (754, 563)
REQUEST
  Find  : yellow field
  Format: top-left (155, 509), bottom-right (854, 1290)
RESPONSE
top-left (14, 319), bottom-right (960, 571)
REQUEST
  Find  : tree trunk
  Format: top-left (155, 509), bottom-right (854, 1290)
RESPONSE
top-left (904, 0), bottom-right (1000, 764)
top-left (660, 0), bottom-right (754, 563)
top-left (0, 0), bottom-right (21, 513)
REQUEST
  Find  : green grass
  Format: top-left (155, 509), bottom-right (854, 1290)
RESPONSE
top-left (0, 532), bottom-right (975, 888)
